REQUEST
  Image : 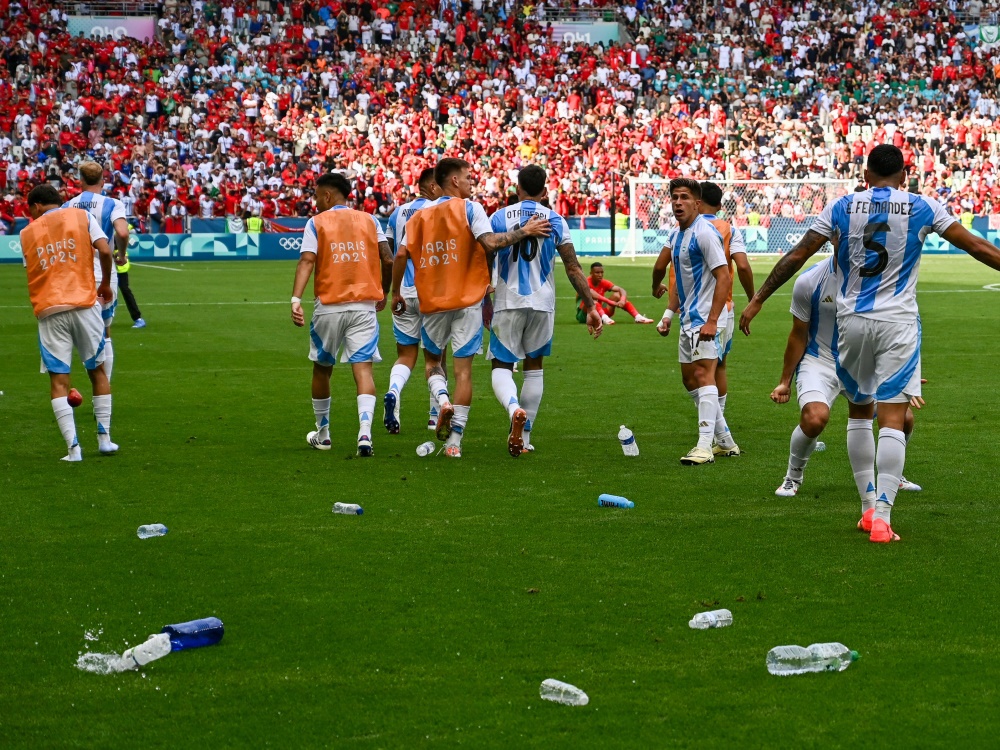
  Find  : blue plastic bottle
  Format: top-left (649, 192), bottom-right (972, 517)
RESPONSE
top-left (598, 494), bottom-right (634, 509)
top-left (161, 617), bottom-right (225, 651)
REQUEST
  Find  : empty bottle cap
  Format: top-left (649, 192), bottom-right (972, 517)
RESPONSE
top-left (850, 650), bottom-right (860, 661)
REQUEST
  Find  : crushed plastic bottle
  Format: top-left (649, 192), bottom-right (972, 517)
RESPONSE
top-left (540, 678), bottom-right (589, 706)
top-left (689, 609), bottom-right (733, 630)
top-left (121, 633), bottom-right (172, 670)
top-left (815, 441), bottom-right (827, 452)
top-left (333, 503), bottom-right (363, 515)
top-left (766, 643), bottom-right (859, 676)
top-left (416, 441), bottom-right (436, 456)
top-left (598, 493), bottom-right (634, 509)
top-left (162, 617), bottom-right (224, 651)
top-left (618, 426), bottom-right (639, 456)
top-left (137, 524), bottom-right (168, 538)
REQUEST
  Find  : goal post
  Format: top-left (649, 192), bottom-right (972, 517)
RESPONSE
top-left (625, 179), bottom-right (856, 258)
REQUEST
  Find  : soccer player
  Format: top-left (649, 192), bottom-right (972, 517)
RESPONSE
top-left (63, 161), bottom-right (129, 380)
top-left (487, 165), bottom-right (603, 457)
top-left (741, 144), bottom-right (1000, 542)
top-left (579, 262), bottom-right (654, 325)
top-left (382, 166), bottom-right (445, 434)
top-left (655, 178), bottom-right (737, 465)
top-left (390, 157), bottom-right (551, 458)
top-left (20, 184), bottom-right (117, 461)
top-left (770, 258), bottom-right (924, 497)
top-left (652, 181), bottom-right (754, 456)
top-left (290, 172), bottom-right (393, 457)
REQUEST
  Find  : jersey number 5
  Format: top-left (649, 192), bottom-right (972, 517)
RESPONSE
top-left (860, 220), bottom-right (890, 278)
top-left (511, 237), bottom-right (539, 262)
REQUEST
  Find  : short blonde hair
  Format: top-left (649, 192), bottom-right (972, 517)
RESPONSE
top-left (79, 161), bottom-right (105, 187)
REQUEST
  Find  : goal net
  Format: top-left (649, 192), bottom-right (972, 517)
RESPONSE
top-left (625, 179), bottom-right (855, 257)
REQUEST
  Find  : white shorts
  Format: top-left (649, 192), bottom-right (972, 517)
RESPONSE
top-left (796, 355), bottom-right (844, 409)
top-left (836, 316), bottom-right (921, 405)
top-left (391, 297), bottom-right (422, 347)
top-left (309, 311), bottom-right (381, 365)
top-left (719, 314), bottom-right (734, 361)
top-left (421, 304), bottom-right (483, 358)
top-left (38, 303), bottom-right (106, 374)
top-left (487, 308), bottom-right (554, 363)
top-left (678, 324), bottom-right (725, 364)
top-left (101, 287), bottom-right (118, 326)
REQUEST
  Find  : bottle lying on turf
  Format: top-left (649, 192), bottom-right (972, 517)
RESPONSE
top-left (540, 678), bottom-right (589, 706)
top-left (121, 633), bottom-right (172, 669)
top-left (137, 524), bottom-right (168, 538)
top-left (618, 426), bottom-right (639, 456)
top-left (689, 609), bottom-right (732, 630)
top-left (598, 494), bottom-right (634, 509)
top-left (162, 617), bottom-right (224, 650)
top-left (333, 502), bottom-right (364, 515)
top-left (416, 441), bottom-right (436, 456)
top-left (766, 643), bottom-right (859, 675)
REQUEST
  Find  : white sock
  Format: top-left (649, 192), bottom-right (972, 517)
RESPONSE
top-left (312, 397), bottom-right (331, 440)
top-left (491, 368), bottom-right (520, 419)
top-left (52, 397), bottom-right (78, 451)
top-left (787, 426), bottom-right (817, 483)
top-left (874, 427), bottom-right (906, 524)
top-left (428, 373), bottom-right (450, 407)
top-left (103, 337), bottom-right (113, 382)
top-left (388, 364), bottom-right (410, 396)
top-left (714, 393), bottom-right (735, 448)
top-left (429, 393), bottom-right (439, 421)
top-left (847, 418), bottom-right (876, 512)
top-left (696, 385), bottom-right (719, 451)
top-left (357, 394), bottom-right (376, 438)
top-left (520, 370), bottom-right (543, 443)
top-left (450, 404), bottom-right (470, 444)
top-left (687, 388), bottom-right (700, 408)
top-left (93, 394), bottom-right (112, 447)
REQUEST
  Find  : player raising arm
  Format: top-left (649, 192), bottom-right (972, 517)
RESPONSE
top-left (390, 157), bottom-right (550, 458)
top-left (291, 172), bottom-right (393, 457)
top-left (741, 144), bottom-right (1000, 542)
top-left (487, 165), bottom-right (602, 457)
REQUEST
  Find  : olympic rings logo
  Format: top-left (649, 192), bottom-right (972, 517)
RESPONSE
top-left (278, 237), bottom-right (303, 250)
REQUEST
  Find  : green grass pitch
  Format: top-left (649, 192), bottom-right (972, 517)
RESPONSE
top-left (1, 256), bottom-right (998, 748)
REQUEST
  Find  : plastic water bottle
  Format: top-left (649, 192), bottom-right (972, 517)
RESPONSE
top-left (539, 678), bottom-right (589, 706)
top-left (333, 502), bottom-right (364, 515)
top-left (598, 493), bottom-right (634, 509)
top-left (618, 426), bottom-right (639, 456)
top-left (161, 617), bottom-right (224, 651)
top-left (120, 633), bottom-right (172, 669)
top-left (416, 441), bottom-right (436, 456)
top-left (815, 441), bottom-right (827, 452)
top-left (137, 524), bottom-right (168, 538)
top-left (766, 643), bottom-right (859, 676)
top-left (688, 609), bottom-right (733, 629)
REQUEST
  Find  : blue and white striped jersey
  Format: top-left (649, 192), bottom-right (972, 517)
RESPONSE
top-left (64, 191), bottom-right (126, 286)
top-left (386, 197), bottom-right (432, 299)
top-left (488, 201), bottom-right (571, 313)
top-left (811, 187), bottom-right (955, 322)
top-left (668, 215), bottom-right (729, 330)
top-left (790, 259), bottom-right (838, 364)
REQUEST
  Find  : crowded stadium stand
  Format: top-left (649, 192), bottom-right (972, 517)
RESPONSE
top-left (3, 0), bottom-right (1000, 243)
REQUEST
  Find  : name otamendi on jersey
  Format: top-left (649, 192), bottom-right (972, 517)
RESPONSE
top-left (489, 200), bottom-right (569, 313)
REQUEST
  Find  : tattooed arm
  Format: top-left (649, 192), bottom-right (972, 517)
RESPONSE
top-left (476, 214), bottom-right (551, 253)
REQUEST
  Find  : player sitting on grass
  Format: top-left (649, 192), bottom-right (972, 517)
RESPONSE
top-left (578, 262), bottom-right (654, 325)
top-left (291, 172), bottom-right (394, 457)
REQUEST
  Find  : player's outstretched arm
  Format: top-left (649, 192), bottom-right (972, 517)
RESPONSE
top-left (290, 251), bottom-right (316, 327)
top-left (390, 244), bottom-right (409, 315)
top-left (740, 229), bottom-right (827, 336)
top-left (477, 215), bottom-right (551, 253)
top-left (652, 244), bottom-right (671, 298)
top-left (941, 224), bottom-right (1000, 273)
top-left (557, 241), bottom-right (602, 338)
top-left (772, 317), bottom-right (809, 404)
top-left (376, 240), bottom-right (392, 312)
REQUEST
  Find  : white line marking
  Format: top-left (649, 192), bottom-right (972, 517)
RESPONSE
top-left (985, 283), bottom-right (1000, 291)
top-left (130, 263), bottom-right (184, 272)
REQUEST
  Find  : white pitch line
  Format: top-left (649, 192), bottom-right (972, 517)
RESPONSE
top-left (130, 263), bottom-right (185, 272)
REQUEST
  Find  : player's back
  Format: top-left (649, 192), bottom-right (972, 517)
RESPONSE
top-left (790, 258), bottom-right (838, 363)
top-left (817, 187), bottom-right (955, 321)
top-left (64, 191), bottom-right (125, 284)
top-left (489, 200), bottom-right (569, 313)
top-left (387, 197), bottom-right (432, 299)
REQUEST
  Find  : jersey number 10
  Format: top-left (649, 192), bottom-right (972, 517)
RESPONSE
top-left (511, 237), bottom-right (540, 262)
